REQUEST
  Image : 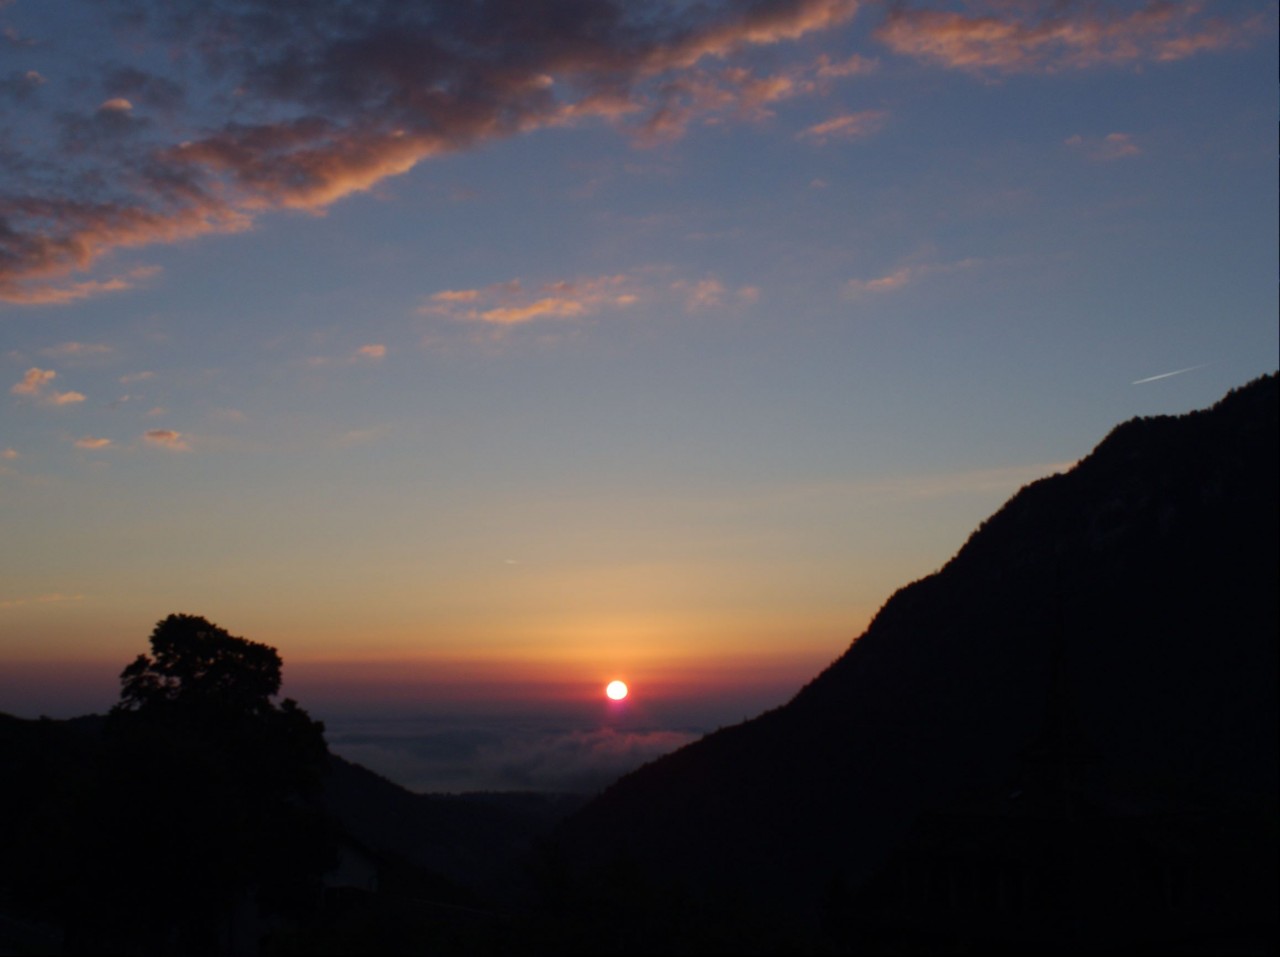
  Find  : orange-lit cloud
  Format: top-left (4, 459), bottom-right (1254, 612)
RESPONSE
top-left (9, 367), bottom-right (85, 405)
top-left (354, 344), bottom-right (387, 360)
top-left (844, 257), bottom-right (983, 297)
top-left (11, 367), bottom-right (56, 396)
top-left (423, 274), bottom-right (641, 326)
top-left (1, 448), bottom-right (18, 460)
top-left (875, 1), bottom-right (1264, 74)
top-left (143, 429), bottom-right (190, 451)
top-left (74, 436), bottom-right (113, 449)
top-left (798, 109), bottom-right (888, 144)
top-left (1, 0), bottom-right (868, 303)
top-left (1065, 131), bottom-right (1141, 161)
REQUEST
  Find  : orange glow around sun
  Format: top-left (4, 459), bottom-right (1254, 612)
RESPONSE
top-left (606, 680), bottom-right (628, 701)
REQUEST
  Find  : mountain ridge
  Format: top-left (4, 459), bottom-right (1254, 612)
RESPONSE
top-left (549, 373), bottom-right (1278, 951)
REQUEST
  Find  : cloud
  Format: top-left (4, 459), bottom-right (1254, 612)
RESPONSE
top-left (40, 341), bottom-right (114, 358)
top-left (143, 428), bottom-right (190, 451)
top-left (0, 592), bottom-right (85, 611)
top-left (0, 69), bottom-right (44, 100)
top-left (306, 343), bottom-right (392, 367)
top-left (334, 425), bottom-right (391, 448)
top-left (327, 716), bottom-right (699, 794)
top-left (11, 367), bottom-right (56, 395)
top-left (118, 371), bottom-right (154, 384)
top-left (673, 277), bottom-right (761, 312)
top-left (682, 278), bottom-right (728, 311)
top-left (0, 0), bottom-right (865, 302)
top-left (843, 256), bottom-right (983, 297)
top-left (816, 52), bottom-right (878, 77)
top-left (844, 266), bottom-right (914, 295)
top-left (423, 274), bottom-right (641, 326)
top-left (1065, 131), bottom-right (1141, 161)
top-left (0, 266), bottom-right (162, 306)
top-left (1, 447), bottom-right (18, 460)
top-left (797, 109), bottom-right (887, 144)
top-left (874, 1), bottom-right (1265, 74)
top-left (73, 436), bottom-right (112, 449)
top-left (9, 366), bottom-right (85, 405)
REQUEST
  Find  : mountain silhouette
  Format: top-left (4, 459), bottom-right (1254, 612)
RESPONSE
top-left (548, 373), bottom-right (1278, 952)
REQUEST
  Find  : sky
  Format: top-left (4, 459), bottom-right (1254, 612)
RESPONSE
top-left (1, 0), bottom-right (1277, 788)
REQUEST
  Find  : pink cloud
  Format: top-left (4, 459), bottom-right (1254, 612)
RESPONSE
top-left (74, 436), bottom-right (113, 449)
top-left (355, 344), bottom-right (387, 360)
top-left (0, 1), bottom-right (868, 302)
top-left (798, 109), bottom-right (888, 144)
top-left (423, 275), bottom-right (641, 327)
top-left (875, 1), bottom-right (1265, 74)
top-left (143, 429), bottom-right (190, 451)
top-left (11, 367), bottom-right (56, 395)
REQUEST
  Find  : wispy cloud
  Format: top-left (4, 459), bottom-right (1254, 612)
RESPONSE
top-left (39, 342), bottom-right (114, 359)
top-left (1, 448), bottom-right (19, 460)
top-left (1065, 131), bottom-right (1141, 161)
top-left (0, 592), bottom-right (85, 610)
top-left (334, 425), bottom-right (392, 448)
top-left (0, 267), bottom-right (161, 306)
top-left (797, 109), bottom-right (888, 144)
top-left (422, 275), bottom-right (641, 327)
top-left (0, 0), bottom-right (865, 303)
top-left (875, 1), bottom-right (1264, 74)
top-left (305, 343), bottom-right (391, 368)
top-left (73, 436), bottom-right (113, 449)
top-left (843, 257), bottom-right (982, 297)
top-left (672, 277), bottom-right (760, 312)
top-left (816, 52), bottom-right (879, 77)
top-left (143, 428), bottom-right (190, 451)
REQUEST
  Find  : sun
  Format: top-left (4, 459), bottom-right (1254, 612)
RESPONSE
top-left (605, 680), bottom-right (628, 701)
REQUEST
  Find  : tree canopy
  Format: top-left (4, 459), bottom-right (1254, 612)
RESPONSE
top-left (115, 612), bottom-right (284, 716)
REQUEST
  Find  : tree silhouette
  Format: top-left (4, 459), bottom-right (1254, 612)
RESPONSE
top-left (65, 614), bottom-right (334, 954)
top-left (116, 613), bottom-right (284, 716)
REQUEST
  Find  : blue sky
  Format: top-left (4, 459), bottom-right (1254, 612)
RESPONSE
top-left (2, 1), bottom-right (1276, 774)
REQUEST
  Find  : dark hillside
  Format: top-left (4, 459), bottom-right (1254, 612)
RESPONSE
top-left (551, 374), bottom-right (1278, 952)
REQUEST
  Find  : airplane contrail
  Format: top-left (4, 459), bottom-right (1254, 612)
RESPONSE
top-left (1132, 364), bottom-right (1206, 385)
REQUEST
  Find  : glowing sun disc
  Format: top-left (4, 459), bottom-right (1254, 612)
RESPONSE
top-left (606, 680), bottom-right (628, 701)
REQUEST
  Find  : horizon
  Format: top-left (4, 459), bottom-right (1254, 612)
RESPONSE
top-left (2, 1), bottom-right (1277, 793)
